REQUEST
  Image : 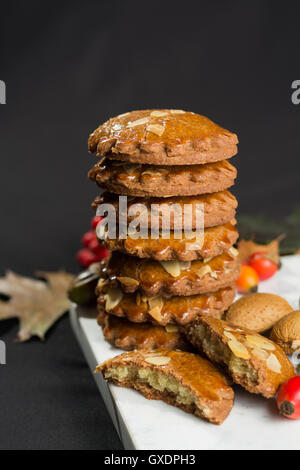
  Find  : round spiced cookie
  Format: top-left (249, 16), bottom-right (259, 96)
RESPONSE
top-left (101, 222), bottom-right (238, 261)
top-left (184, 316), bottom-right (295, 398)
top-left (88, 109), bottom-right (238, 165)
top-left (105, 251), bottom-right (241, 297)
top-left (97, 311), bottom-right (191, 351)
top-left (96, 348), bottom-right (234, 425)
top-left (92, 190), bottom-right (238, 230)
top-left (96, 284), bottom-right (235, 326)
top-left (88, 159), bottom-right (237, 197)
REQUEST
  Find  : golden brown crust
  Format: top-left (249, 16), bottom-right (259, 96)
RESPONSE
top-left (95, 348), bottom-right (234, 424)
top-left (96, 284), bottom-right (235, 326)
top-left (88, 159), bottom-right (237, 197)
top-left (92, 191), bottom-right (238, 230)
top-left (97, 311), bottom-right (191, 351)
top-left (102, 221), bottom-right (238, 261)
top-left (184, 317), bottom-right (295, 398)
top-left (88, 110), bottom-right (238, 165)
top-left (106, 251), bottom-right (241, 297)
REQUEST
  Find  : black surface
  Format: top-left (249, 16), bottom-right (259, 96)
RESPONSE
top-left (1, 0), bottom-right (300, 449)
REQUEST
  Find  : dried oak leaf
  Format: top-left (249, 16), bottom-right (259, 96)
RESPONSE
top-left (0, 270), bottom-right (74, 341)
top-left (237, 237), bottom-right (282, 265)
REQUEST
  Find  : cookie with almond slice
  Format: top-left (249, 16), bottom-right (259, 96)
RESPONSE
top-left (106, 251), bottom-right (240, 297)
top-left (96, 283), bottom-right (235, 326)
top-left (101, 221), bottom-right (238, 261)
top-left (88, 109), bottom-right (238, 166)
top-left (88, 159), bottom-right (237, 197)
top-left (97, 311), bottom-right (190, 351)
top-left (184, 317), bottom-right (295, 398)
top-left (92, 190), bottom-right (238, 230)
top-left (95, 348), bottom-right (234, 425)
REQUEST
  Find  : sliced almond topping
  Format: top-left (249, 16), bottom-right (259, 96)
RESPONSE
top-left (209, 271), bottom-right (218, 279)
top-left (170, 109), bottom-right (185, 114)
top-left (292, 340), bottom-right (300, 350)
top-left (266, 353), bottom-right (282, 373)
top-left (165, 325), bottom-right (179, 333)
top-left (148, 306), bottom-right (163, 322)
top-left (159, 260), bottom-right (191, 278)
top-left (224, 331), bottom-right (237, 341)
top-left (145, 356), bottom-right (171, 366)
top-left (146, 124), bottom-right (165, 136)
top-left (117, 276), bottom-right (139, 287)
top-left (246, 335), bottom-right (276, 351)
top-left (196, 265), bottom-right (212, 279)
top-left (229, 247), bottom-right (239, 257)
top-left (141, 170), bottom-right (160, 177)
top-left (127, 117), bottom-right (149, 128)
top-left (228, 339), bottom-right (250, 360)
top-left (148, 296), bottom-right (164, 322)
top-left (104, 287), bottom-right (123, 311)
top-left (203, 257), bottom-right (213, 263)
top-left (96, 277), bottom-right (108, 290)
top-left (251, 347), bottom-right (269, 361)
top-left (145, 352), bottom-right (162, 357)
top-left (150, 111), bottom-right (169, 117)
top-left (118, 112), bottom-right (129, 118)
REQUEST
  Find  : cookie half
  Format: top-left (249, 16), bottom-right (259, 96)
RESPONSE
top-left (101, 222), bottom-right (238, 261)
top-left (88, 109), bottom-right (238, 166)
top-left (97, 284), bottom-right (235, 326)
top-left (92, 190), bottom-right (238, 230)
top-left (88, 159), bottom-right (237, 197)
top-left (95, 348), bottom-right (234, 424)
top-left (97, 312), bottom-right (190, 351)
top-left (184, 317), bottom-right (295, 398)
top-left (106, 251), bottom-right (240, 297)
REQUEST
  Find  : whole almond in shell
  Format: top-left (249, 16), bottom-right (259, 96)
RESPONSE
top-left (226, 293), bottom-right (293, 333)
top-left (270, 310), bottom-right (300, 354)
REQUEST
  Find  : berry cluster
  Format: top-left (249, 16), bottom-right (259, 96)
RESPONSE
top-left (76, 216), bottom-right (109, 268)
top-left (236, 251), bottom-right (278, 294)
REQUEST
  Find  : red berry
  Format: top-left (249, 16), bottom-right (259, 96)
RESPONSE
top-left (76, 249), bottom-right (96, 268)
top-left (249, 252), bottom-right (267, 263)
top-left (81, 231), bottom-right (97, 248)
top-left (249, 256), bottom-right (278, 281)
top-left (277, 376), bottom-right (300, 420)
top-left (88, 238), bottom-right (101, 253)
top-left (91, 216), bottom-right (103, 229)
top-left (93, 244), bottom-right (110, 260)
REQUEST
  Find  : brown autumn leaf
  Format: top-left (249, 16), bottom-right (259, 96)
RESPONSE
top-left (0, 270), bottom-right (74, 342)
top-left (237, 237), bottom-right (282, 265)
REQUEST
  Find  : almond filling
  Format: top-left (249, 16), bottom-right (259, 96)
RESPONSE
top-left (105, 365), bottom-right (204, 409)
top-left (192, 324), bottom-right (258, 383)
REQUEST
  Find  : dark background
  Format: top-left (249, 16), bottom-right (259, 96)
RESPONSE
top-left (0, 0), bottom-right (299, 449)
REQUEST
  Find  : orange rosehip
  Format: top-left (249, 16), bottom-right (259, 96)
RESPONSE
top-left (236, 265), bottom-right (259, 294)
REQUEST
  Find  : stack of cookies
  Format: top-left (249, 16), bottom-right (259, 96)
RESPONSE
top-left (88, 109), bottom-right (240, 351)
